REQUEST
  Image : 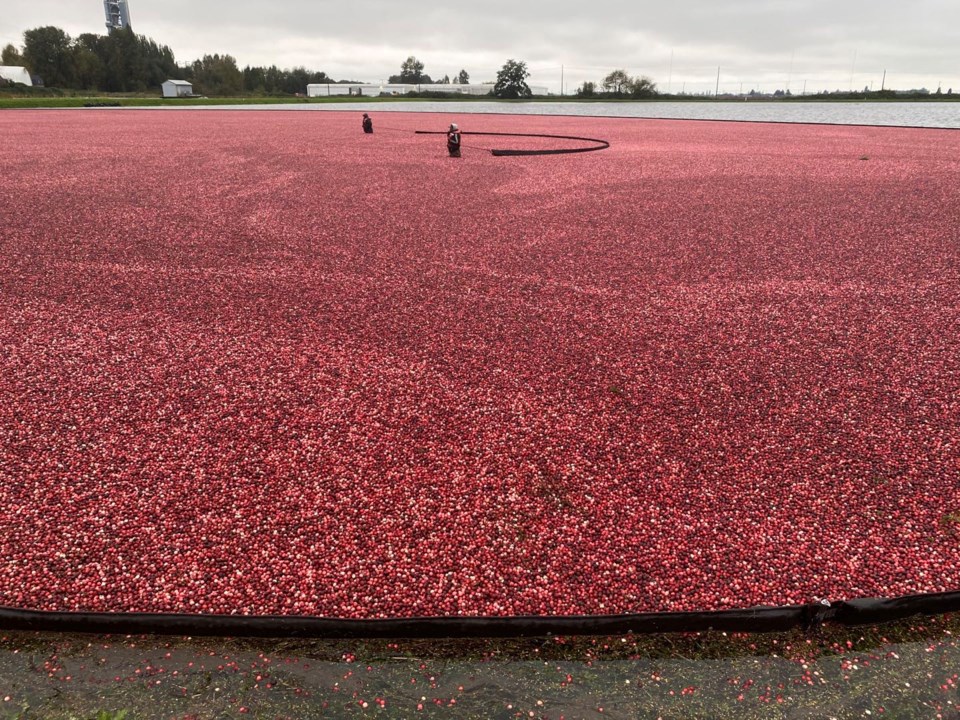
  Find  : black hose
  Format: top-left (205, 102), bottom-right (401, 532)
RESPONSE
top-left (414, 130), bottom-right (610, 157)
top-left (2, 589), bottom-right (960, 638)
top-left (2, 590), bottom-right (960, 638)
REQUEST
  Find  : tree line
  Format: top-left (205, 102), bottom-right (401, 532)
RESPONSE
top-left (388, 56), bottom-right (470, 86)
top-left (1, 26), bottom-right (341, 95)
top-left (576, 69), bottom-right (658, 98)
top-left (389, 55), bottom-right (533, 98)
top-left (389, 57), bottom-right (536, 98)
top-left (3, 27), bottom-right (659, 100)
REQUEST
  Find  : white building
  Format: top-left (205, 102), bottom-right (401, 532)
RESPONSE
top-left (161, 79), bottom-right (193, 98)
top-left (0, 66), bottom-right (33, 87)
top-left (306, 82), bottom-right (549, 98)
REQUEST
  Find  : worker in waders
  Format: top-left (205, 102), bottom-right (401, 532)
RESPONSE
top-left (362, 113), bottom-right (373, 133)
top-left (447, 123), bottom-right (462, 157)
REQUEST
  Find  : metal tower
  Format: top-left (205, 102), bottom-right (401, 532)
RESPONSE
top-left (104, 0), bottom-right (132, 31)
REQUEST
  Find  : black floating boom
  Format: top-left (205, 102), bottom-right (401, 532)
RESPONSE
top-left (2, 590), bottom-right (960, 638)
top-left (415, 130), bottom-right (610, 156)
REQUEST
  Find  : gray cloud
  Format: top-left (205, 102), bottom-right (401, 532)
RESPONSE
top-left (2, 0), bottom-right (957, 93)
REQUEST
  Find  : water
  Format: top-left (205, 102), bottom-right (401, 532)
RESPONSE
top-left (173, 100), bottom-right (960, 129)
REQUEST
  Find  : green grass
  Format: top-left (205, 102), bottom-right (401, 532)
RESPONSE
top-left (0, 96), bottom-right (312, 109)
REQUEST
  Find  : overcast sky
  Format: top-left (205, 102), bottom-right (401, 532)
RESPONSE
top-left (2, 0), bottom-right (958, 94)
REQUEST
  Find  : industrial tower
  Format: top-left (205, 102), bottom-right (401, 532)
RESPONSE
top-left (104, 0), bottom-right (132, 31)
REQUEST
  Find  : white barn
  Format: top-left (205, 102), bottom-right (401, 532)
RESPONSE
top-left (0, 66), bottom-right (33, 87)
top-left (161, 79), bottom-right (193, 98)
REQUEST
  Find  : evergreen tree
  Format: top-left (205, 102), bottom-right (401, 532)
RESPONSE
top-left (576, 81), bottom-right (596, 97)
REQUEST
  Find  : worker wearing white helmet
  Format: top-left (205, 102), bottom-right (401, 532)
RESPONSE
top-left (447, 123), bottom-right (462, 157)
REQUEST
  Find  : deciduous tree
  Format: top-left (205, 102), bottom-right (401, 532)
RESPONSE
top-left (23, 26), bottom-right (73, 87)
top-left (494, 59), bottom-right (531, 99)
top-left (398, 55), bottom-right (427, 84)
top-left (2, 43), bottom-right (24, 66)
top-left (191, 53), bottom-right (242, 95)
top-left (71, 34), bottom-right (106, 90)
top-left (602, 69), bottom-right (630, 95)
top-left (628, 74), bottom-right (657, 98)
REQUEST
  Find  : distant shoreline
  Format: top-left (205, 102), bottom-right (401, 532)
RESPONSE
top-left (2, 93), bottom-right (959, 110)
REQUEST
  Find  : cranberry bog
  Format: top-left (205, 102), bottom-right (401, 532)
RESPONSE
top-left (1, 110), bottom-right (958, 628)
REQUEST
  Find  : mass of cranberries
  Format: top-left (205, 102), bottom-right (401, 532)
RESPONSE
top-left (1, 110), bottom-right (957, 618)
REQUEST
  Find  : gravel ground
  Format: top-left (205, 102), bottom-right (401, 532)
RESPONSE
top-left (1, 617), bottom-right (959, 718)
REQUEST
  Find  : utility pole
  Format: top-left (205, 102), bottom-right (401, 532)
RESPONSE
top-left (803, 79), bottom-right (807, 96)
top-left (668, 49), bottom-right (674, 93)
top-left (787, 50), bottom-right (794, 93)
top-left (881, 69), bottom-right (886, 91)
top-left (715, 66), bottom-right (720, 97)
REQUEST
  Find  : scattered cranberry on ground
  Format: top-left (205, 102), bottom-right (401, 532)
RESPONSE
top-left (0, 110), bottom-right (958, 618)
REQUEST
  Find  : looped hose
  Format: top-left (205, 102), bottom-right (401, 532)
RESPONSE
top-left (414, 130), bottom-right (610, 156)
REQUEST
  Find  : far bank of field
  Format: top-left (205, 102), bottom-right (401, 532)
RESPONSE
top-left (2, 92), bottom-right (960, 110)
